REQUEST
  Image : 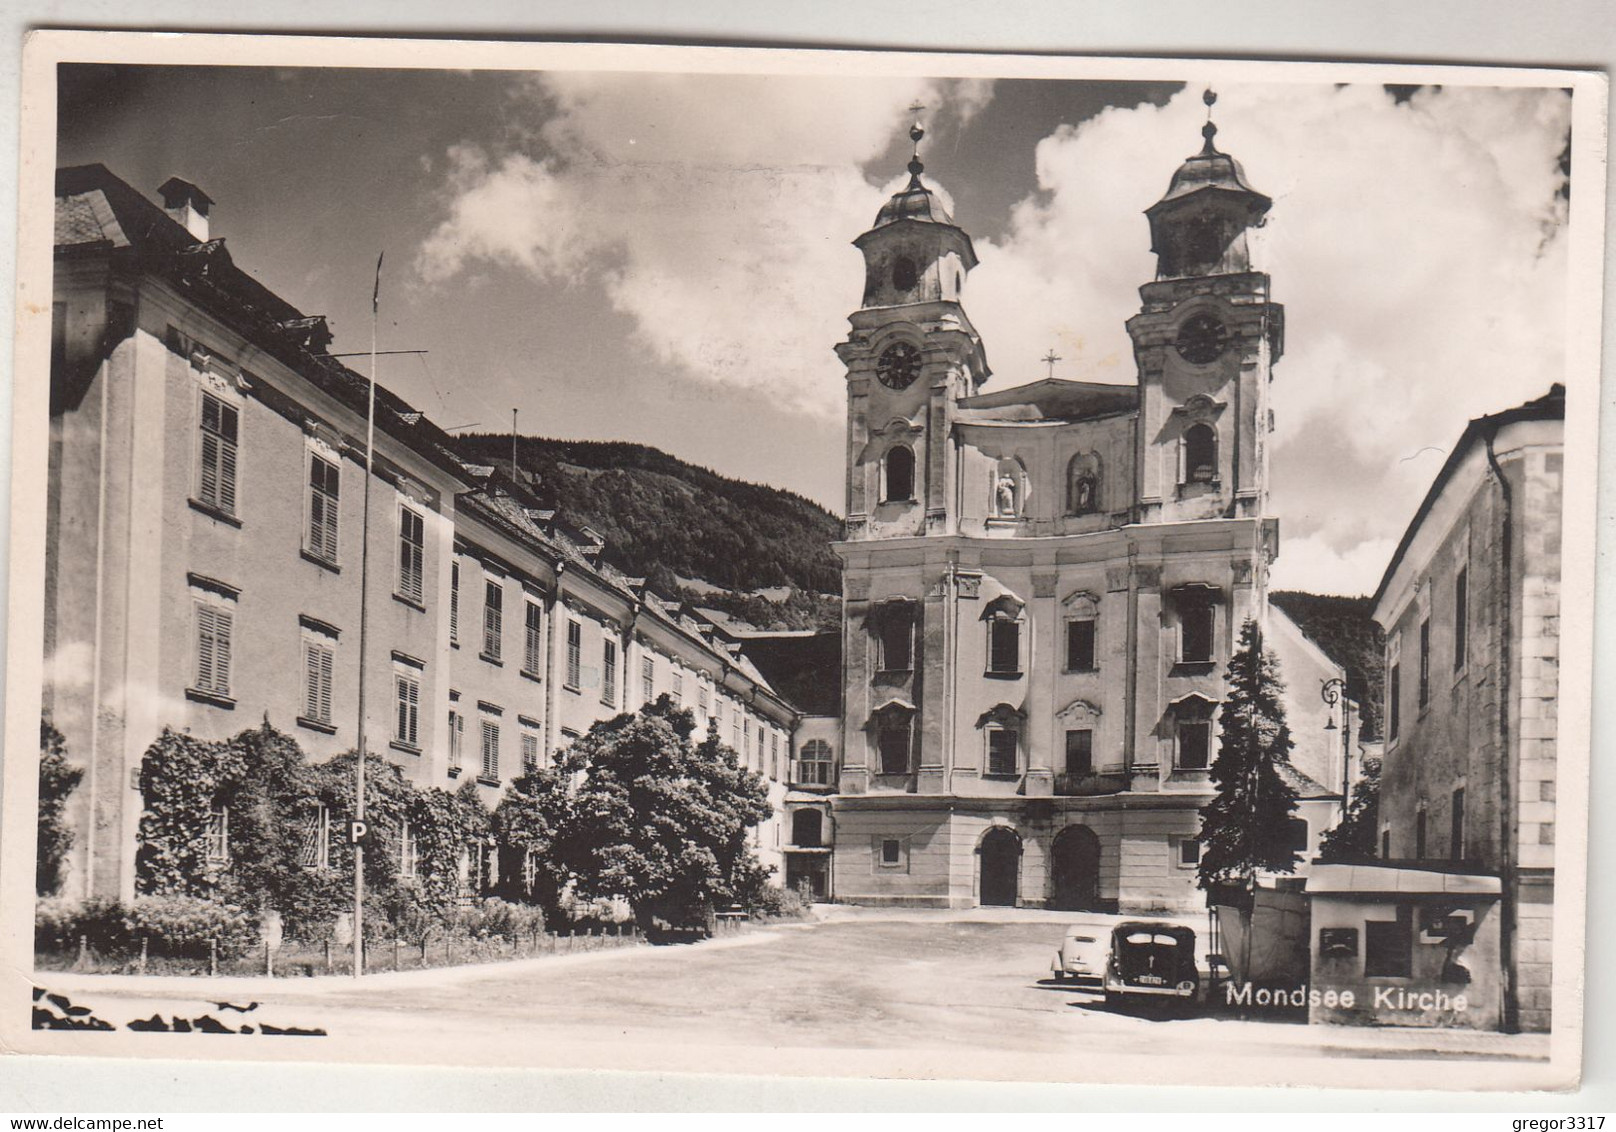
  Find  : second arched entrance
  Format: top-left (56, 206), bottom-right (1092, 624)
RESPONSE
top-left (978, 826), bottom-right (1022, 907)
top-left (1049, 824), bottom-right (1102, 911)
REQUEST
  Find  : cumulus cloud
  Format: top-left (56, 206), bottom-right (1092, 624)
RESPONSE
top-left (415, 74), bottom-right (994, 417)
top-left (415, 76), bottom-right (1570, 594)
top-left (968, 82), bottom-right (1569, 594)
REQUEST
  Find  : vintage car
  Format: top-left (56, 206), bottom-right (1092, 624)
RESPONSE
top-left (1049, 920), bottom-right (1111, 985)
top-left (1102, 921), bottom-right (1199, 1009)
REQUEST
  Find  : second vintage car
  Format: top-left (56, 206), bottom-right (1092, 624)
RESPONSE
top-left (1102, 921), bottom-right (1200, 1010)
top-left (1049, 920), bottom-right (1112, 986)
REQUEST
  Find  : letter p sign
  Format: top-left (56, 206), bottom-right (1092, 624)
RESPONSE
top-left (348, 819), bottom-right (372, 847)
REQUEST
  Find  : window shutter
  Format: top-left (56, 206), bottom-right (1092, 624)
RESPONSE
top-left (199, 431), bottom-right (220, 506)
top-left (217, 434), bottom-right (238, 514)
top-left (317, 645), bottom-right (333, 722)
top-left (196, 605), bottom-right (216, 690)
top-left (449, 563), bottom-right (460, 642)
top-left (304, 641), bottom-right (320, 718)
top-left (298, 809), bottom-right (321, 868)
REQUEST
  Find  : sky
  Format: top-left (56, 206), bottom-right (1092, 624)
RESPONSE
top-left (56, 64), bottom-right (1572, 596)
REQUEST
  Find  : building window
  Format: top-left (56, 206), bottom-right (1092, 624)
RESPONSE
top-left (799, 739), bottom-right (834, 786)
top-left (1177, 720), bottom-right (1212, 771)
top-left (399, 821), bottom-right (419, 880)
top-left (1418, 618), bottom-right (1431, 708)
top-left (1064, 729), bottom-right (1094, 777)
top-left (792, 810), bottom-right (823, 848)
top-left (480, 720), bottom-right (500, 781)
top-left (301, 637), bottom-right (335, 726)
top-left (1287, 817), bottom-right (1310, 853)
top-left (205, 805), bottom-right (230, 865)
top-left (521, 730), bottom-right (540, 775)
top-left (397, 507), bottom-right (425, 605)
top-left (1178, 837), bottom-right (1201, 867)
top-left (1180, 600), bottom-right (1214, 664)
top-left (298, 805), bottom-right (330, 870)
top-left (602, 638), bottom-right (618, 706)
top-left (449, 562), bottom-right (460, 644)
top-left (877, 718), bottom-right (911, 775)
top-left (891, 255), bottom-right (917, 291)
top-left (1065, 617), bottom-right (1096, 671)
top-left (193, 601), bottom-right (234, 698)
top-left (523, 601), bottom-right (543, 674)
top-left (394, 669), bottom-right (421, 748)
top-left (1381, 829), bottom-right (1391, 860)
top-left (732, 712), bottom-right (742, 755)
top-left (197, 392), bottom-right (239, 515)
top-left (987, 615), bottom-right (1021, 675)
top-left (880, 838), bottom-right (903, 867)
top-left (1415, 808), bottom-right (1428, 859)
top-left (1364, 908), bottom-right (1414, 978)
top-left (1183, 423), bottom-right (1217, 484)
top-left (986, 728), bottom-right (1019, 776)
top-left (1454, 567), bottom-right (1468, 671)
top-left (698, 684), bottom-right (710, 717)
top-left (1450, 787), bottom-right (1466, 860)
top-left (878, 615), bottom-right (914, 672)
top-left (305, 452), bottom-right (340, 563)
top-left (743, 719), bottom-right (752, 765)
top-left (884, 445), bottom-right (915, 502)
top-left (642, 655), bottom-right (655, 705)
top-left (480, 580), bottom-right (503, 661)
top-left (770, 732), bottom-right (780, 780)
top-left (566, 621), bottom-right (582, 688)
top-left (1388, 661), bottom-right (1402, 740)
top-left (448, 708), bottom-right (464, 771)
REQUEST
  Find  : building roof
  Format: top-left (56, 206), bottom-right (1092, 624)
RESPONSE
top-left (1305, 862), bottom-right (1501, 896)
top-left (1145, 123), bottom-right (1271, 219)
top-left (55, 164), bottom-right (469, 485)
top-left (1370, 384), bottom-right (1565, 611)
top-left (956, 377), bottom-right (1138, 423)
top-left (1278, 761), bottom-right (1337, 800)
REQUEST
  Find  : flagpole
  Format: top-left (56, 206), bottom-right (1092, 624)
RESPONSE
top-left (354, 251), bottom-right (383, 978)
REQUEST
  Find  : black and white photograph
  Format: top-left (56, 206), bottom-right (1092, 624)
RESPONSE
top-left (2, 31), bottom-right (1605, 1097)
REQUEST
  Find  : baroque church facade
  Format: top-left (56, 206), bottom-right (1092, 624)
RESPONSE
top-left (819, 108), bottom-right (1287, 912)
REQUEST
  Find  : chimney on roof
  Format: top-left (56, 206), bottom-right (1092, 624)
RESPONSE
top-left (157, 177), bottom-right (214, 242)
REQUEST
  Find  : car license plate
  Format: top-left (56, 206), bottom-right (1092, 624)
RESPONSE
top-left (1137, 974), bottom-right (1166, 986)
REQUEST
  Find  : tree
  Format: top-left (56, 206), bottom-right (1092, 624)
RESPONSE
top-left (553, 696), bottom-right (773, 931)
top-left (1197, 618), bottom-right (1302, 891)
top-left (37, 718), bottom-right (84, 896)
top-left (1317, 754), bottom-right (1382, 863)
top-left (491, 766), bottom-right (570, 911)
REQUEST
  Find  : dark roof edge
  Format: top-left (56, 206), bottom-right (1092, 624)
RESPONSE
top-left (1370, 385), bottom-right (1565, 611)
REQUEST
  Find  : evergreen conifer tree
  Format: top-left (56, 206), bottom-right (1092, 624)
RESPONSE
top-left (1196, 618), bottom-right (1302, 890)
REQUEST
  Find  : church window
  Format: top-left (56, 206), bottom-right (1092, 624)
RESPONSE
top-left (874, 707), bottom-right (913, 775)
top-left (792, 809), bottom-right (823, 848)
top-left (986, 727), bottom-right (1019, 776)
top-left (892, 255), bottom-right (917, 291)
top-left (878, 616), bottom-right (913, 672)
top-left (1177, 720), bottom-right (1211, 770)
top-left (1065, 617), bottom-right (1096, 672)
top-left (1179, 599), bottom-right (1214, 664)
top-left (1288, 817), bottom-right (1310, 853)
top-left (1184, 424), bottom-right (1218, 484)
top-left (884, 444), bottom-right (915, 502)
top-left (798, 739), bottom-right (834, 786)
top-left (987, 615), bottom-right (1021, 676)
top-left (1064, 729), bottom-right (1094, 777)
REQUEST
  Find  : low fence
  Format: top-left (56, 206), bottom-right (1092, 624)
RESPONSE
top-left (35, 922), bottom-right (664, 978)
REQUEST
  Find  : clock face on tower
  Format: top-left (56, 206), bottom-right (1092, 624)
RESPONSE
top-left (1174, 313), bottom-right (1231, 365)
top-left (875, 341), bottom-right (922, 390)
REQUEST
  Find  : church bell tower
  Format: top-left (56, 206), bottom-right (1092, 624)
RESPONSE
top-left (1126, 91), bottom-right (1284, 526)
top-left (836, 116), bottom-right (990, 541)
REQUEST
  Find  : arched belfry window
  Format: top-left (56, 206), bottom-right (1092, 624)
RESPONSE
top-left (1184, 423), bottom-right (1218, 484)
top-left (884, 444), bottom-right (915, 502)
top-left (1066, 452), bottom-right (1101, 515)
top-left (892, 256), bottom-right (918, 291)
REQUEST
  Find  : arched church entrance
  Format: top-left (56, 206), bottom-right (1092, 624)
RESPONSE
top-left (1049, 824), bottom-right (1102, 911)
top-left (978, 826), bottom-right (1022, 907)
